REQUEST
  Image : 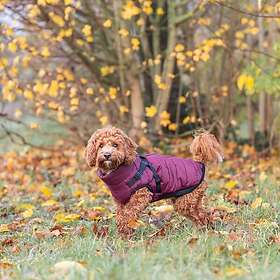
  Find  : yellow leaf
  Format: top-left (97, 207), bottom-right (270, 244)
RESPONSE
top-left (224, 180), bottom-right (238, 190)
top-left (62, 167), bottom-right (75, 177)
top-left (49, 12), bottom-right (65, 27)
top-left (156, 7), bottom-right (164, 16)
top-left (103, 19), bottom-right (112, 28)
top-left (109, 87), bottom-right (117, 99)
top-left (30, 122), bottom-right (39, 129)
top-left (175, 44), bottom-right (184, 52)
top-left (121, 1), bottom-right (141, 20)
top-left (168, 123), bottom-right (177, 131)
top-left (120, 105), bottom-right (129, 113)
top-left (41, 46), bottom-right (50, 57)
top-left (39, 185), bottom-right (53, 198)
top-left (118, 28), bottom-right (129, 37)
top-left (100, 116), bottom-right (108, 125)
top-left (54, 212), bottom-right (81, 223)
top-left (0, 224), bottom-right (10, 233)
top-left (251, 197), bottom-right (262, 209)
top-left (160, 111), bottom-right (171, 127)
top-left (224, 266), bottom-right (246, 278)
top-left (86, 88), bottom-right (94, 95)
top-left (49, 80), bottom-right (59, 97)
top-left (82, 24), bottom-right (92, 37)
top-left (42, 199), bottom-right (57, 207)
top-left (8, 41), bottom-right (17, 53)
top-left (24, 90), bottom-right (33, 100)
top-left (131, 38), bottom-right (140, 50)
top-left (22, 208), bottom-right (33, 218)
top-left (145, 106), bottom-right (157, 118)
top-left (100, 66), bottom-right (115, 76)
top-left (179, 96), bottom-right (186, 104)
top-left (70, 97), bottom-right (79, 106)
top-left (215, 205), bottom-right (236, 213)
top-left (237, 74), bottom-right (254, 94)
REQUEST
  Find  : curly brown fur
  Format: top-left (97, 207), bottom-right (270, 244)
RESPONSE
top-left (116, 188), bottom-right (152, 239)
top-left (172, 181), bottom-right (213, 227)
top-left (86, 127), bottom-right (222, 238)
top-left (85, 126), bottom-right (138, 173)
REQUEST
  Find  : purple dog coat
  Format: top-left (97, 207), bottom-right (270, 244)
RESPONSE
top-left (97, 154), bottom-right (205, 204)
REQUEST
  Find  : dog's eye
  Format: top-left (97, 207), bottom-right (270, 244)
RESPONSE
top-left (99, 143), bottom-right (103, 148)
top-left (112, 143), bottom-right (118, 148)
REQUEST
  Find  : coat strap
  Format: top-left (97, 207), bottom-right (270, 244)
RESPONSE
top-left (127, 155), bottom-right (161, 193)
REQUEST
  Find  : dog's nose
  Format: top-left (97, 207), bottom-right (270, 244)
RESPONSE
top-left (103, 152), bottom-right (111, 160)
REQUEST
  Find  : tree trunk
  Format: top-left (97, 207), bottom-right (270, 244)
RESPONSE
top-left (257, 0), bottom-right (268, 135)
top-left (127, 75), bottom-right (144, 139)
top-left (247, 96), bottom-right (255, 145)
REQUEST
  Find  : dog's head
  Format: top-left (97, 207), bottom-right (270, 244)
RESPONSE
top-left (85, 127), bottom-right (138, 172)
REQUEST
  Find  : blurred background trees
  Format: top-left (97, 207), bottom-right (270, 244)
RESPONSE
top-left (0, 0), bottom-right (280, 150)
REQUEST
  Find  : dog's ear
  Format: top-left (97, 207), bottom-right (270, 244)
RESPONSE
top-left (123, 133), bottom-right (138, 165)
top-left (85, 132), bottom-right (99, 167)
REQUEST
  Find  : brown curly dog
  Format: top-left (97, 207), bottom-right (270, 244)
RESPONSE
top-left (85, 127), bottom-right (223, 239)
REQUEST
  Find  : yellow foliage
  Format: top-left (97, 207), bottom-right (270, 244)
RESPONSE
top-left (224, 180), bottom-right (238, 190)
top-left (156, 7), bottom-right (164, 16)
top-left (0, 224), bottom-right (10, 233)
top-left (175, 44), bottom-right (185, 52)
top-left (49, 12), bottom-right (65, 27)
top-left (24, 90), bottom-right (33, 100)
top-left (103, 19), bottom-right (112, 28)
top-left (39, 185), bottom-right (53, 198)
top-left (168, 123), bottom-right (177, 131)
top-left (131, 38), bottom-right (140, 50)
top-left (120, 105), bottom-right (129, 113)
top-left (179, 96), bottom-right (186, 104)
top-left (160, 111), bottom-right (171, 127)
top-left (82, 24), bottom-right (92, 36)
top-left (54, 213), bottom-right (81, 223)
top-left (41, 46), bottom-right (50, 57)
top-left (118, 28), bottom-right (129, 37)
top-left (100, 115), bottom-right (108, 125)
top-left (121, 1), bottom-right (141, 20)
top-left (49, 80), bottom-right (59, 97)
top-left (145, 106), bottom-right (157, 118)
top-left (109, 87), bottom-right (117, 99)
top-left (142, 0), bottom-right (153, 15)
top-left (237, 74), bottom-right (254, 94)
top-left (100, 66), bottom-right (115, 76)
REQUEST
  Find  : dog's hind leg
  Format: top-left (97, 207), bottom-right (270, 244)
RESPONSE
top-left (116, 188), bottom-right (152, 239)
top-left (173, 182), bottom-right (213, 227)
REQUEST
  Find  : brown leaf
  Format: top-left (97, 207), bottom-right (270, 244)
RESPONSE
top-left (11, 245), bottom-right (21, 254)
top-left (72, 225), bottom-right (88, 236)
top-left (0, 261), bottom-right (13, 269)
top-left (92, 223), bottom-right (108, 238)
top-left (269, 235), bottom-right (280, 244)
top-left (188, 236), bottom-right (199, 246)
top-left (1, 238), bottom-right (14, 246)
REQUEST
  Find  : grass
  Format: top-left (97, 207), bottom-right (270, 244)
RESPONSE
top-left (1, 175), bottom-right (280, 280)
top-left (0, 121), bottom-right (279, 279)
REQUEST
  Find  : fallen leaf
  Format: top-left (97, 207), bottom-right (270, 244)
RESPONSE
top-left (54, 212), bottom-right (81, 223)
top-left (251, 197), bottom-right (262, 209)
top-left (52, 261), bottom-right (87, 279)
top-left (0, 224), bottom-right (10, 233)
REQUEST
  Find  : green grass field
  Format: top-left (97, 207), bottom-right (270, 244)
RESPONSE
top-left (1, 171), bottom-right (279, 280)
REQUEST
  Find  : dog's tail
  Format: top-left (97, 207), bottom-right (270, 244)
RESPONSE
top-left (190, 131), bottom-right (223, 164)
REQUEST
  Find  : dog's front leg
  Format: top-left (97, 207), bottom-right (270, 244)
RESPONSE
top-left (116, 188), bottom-right (152, 239)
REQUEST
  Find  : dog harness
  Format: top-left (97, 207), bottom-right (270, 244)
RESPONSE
top-left (97, 154), bottom-right (205, 204)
